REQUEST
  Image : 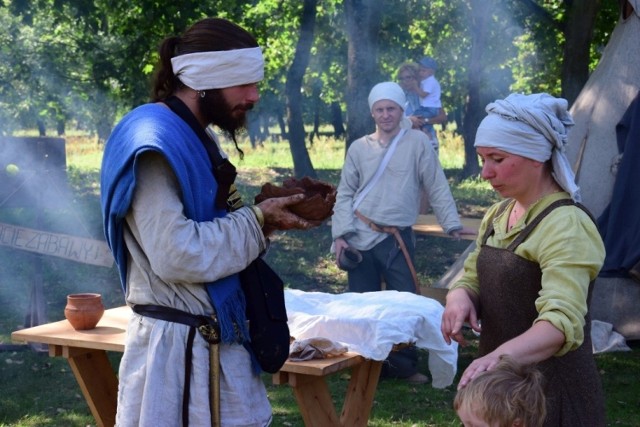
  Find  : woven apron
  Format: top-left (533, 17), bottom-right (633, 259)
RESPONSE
top-left (476, 199), bottom-right (605, 427)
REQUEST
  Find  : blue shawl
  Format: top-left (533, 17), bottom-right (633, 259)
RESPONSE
top-left (100, 103), bottom-right (247, 343)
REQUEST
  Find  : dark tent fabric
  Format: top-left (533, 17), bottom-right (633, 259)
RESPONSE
top-left (598, 89), bottom-right (640, 278)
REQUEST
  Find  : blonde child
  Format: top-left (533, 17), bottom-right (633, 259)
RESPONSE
top-left (454, 355), bottom-right (546, 427)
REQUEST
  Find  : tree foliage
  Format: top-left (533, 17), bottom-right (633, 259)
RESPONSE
top-left (0, 0), bottom-right (620, 176)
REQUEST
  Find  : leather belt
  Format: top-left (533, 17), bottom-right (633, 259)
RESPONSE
top-left (354, 210), bottom-right (420, 293)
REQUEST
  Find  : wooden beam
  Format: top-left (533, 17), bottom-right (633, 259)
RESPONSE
top-left (412, 215), bottom-right (481, 240)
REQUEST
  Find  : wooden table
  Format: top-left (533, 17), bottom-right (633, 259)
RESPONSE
top-left (273, 354), bottom-right (382, 427)
top-left (413, 214), bottom-right (482, 240)
top-left (11, 306), bottom-right (128, 427)
top-left (11, 306), bottom-right (380, 427)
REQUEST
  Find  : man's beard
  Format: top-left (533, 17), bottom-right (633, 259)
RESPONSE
top-left (198, 89), bottom-right (253, 140)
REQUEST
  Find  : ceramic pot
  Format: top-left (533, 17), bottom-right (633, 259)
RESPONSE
top-left (64, 293), bottom-right (105, 330)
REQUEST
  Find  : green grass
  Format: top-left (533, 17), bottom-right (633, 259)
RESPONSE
top-left (1, 130), bottom-right (639, 426)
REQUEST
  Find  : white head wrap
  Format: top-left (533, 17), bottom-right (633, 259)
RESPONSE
top-left (474, 93), bottom-right (580, 202)
top-left (171, 47), bottom-right (264, 90)
top-left (368, 82), bottom-right (407, 112)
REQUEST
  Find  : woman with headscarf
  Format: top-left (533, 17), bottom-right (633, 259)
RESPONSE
top-left (440, 93), bottom-right (606, 426)
top-left (396, 62), bottom-right (447, 152)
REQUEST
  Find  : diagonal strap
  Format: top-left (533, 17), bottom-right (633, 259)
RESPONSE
top-left (164, 95), bottom-right (237, 210)
top-left (354, 210), bottom-right (420, 293)
top-left (352, 129), bottom-right (407, 212)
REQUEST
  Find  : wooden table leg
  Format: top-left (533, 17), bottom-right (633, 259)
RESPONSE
top-left (283, 359), bottom-right (382, 427)
top-left (52, 345), bottom-right (118, 427)
top-left (288, 373), bottom-right (340, 427)
top-left (340, 359), bottom-right (382, 427)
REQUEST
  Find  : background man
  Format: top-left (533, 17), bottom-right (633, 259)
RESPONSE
top-left (331, 81), bottom-right (472, 383)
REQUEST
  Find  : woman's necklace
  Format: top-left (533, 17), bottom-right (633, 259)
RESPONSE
top-left (508, 202), bottom-right (522, 231)
top-left (508, 187), bottom-right (561, 231)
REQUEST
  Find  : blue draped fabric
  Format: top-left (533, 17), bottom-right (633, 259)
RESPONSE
top-left (100, 103), bottom-right (248, 343)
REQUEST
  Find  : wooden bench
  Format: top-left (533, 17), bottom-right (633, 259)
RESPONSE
top-left (273, 353), bottom-right (382, 427)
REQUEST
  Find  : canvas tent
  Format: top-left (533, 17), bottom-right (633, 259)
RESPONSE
top-left (565, 0), bottom-right (640, 339)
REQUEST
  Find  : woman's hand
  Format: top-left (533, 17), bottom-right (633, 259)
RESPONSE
top-left (456, 352), bottom-right (502, 390)
top-left (449, 226), bottom-right (478, 241)
top-left (441, 287), bottom-right (480, 346)
top-left (456, 321), bottom-right (565, 389)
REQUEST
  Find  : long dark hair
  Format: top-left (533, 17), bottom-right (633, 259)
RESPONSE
top-left (151, 18), bottom-right (259, 101)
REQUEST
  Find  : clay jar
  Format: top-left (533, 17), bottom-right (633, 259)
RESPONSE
top-left (64, 293), bottom-right (105, 330)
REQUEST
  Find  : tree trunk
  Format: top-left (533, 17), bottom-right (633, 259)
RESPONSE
top-left (276, 110), bottom-right (287, 142)
top-left (285, 0), bottom-right (317, 178)
top-left (561, 0), bottom-right (601, 106)
top-left (330, 101), bottom-right (346, 139)
top-left (344, 0), bottom-right (383, 149)
top-left (56, 120), bottom-right (65, 136)
top-left (247, 111), bottom-right (262, 148)
top-left (461, 0), bottom-right (490, 178)
top-left (37, 120), bottom-right (46, 136)
top-left (309, 81), bottom-right (322, 145)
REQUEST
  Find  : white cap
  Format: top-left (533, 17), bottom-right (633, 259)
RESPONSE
top-left (368, 82), bottom-right (406, 112)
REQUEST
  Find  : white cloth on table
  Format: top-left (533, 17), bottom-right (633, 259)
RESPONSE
top-left (284, 289), bottom-right (458, 388)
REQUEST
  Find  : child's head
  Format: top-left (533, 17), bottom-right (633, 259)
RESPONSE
top-left (418, 56), bottom-right (437, 79)
top-left (453, 355), bottom-right (546, 427)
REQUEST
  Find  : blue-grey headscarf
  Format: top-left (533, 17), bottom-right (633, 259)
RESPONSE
top-left (474, 93), bottom-right (580, 202)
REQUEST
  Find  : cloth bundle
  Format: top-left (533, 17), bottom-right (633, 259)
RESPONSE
top-left (289, 337), bottom-right (348, 361)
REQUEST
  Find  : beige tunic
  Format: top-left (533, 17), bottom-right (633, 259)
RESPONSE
top-left (116, 152), bottom-right (272, 427)
top-left (331, 128), bottom-right (462, 250)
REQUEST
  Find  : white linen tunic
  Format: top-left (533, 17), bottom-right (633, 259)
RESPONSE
top-left (116, 152), bottom-right (272, 427)
top-left (331, 129), bottom-right (462, 250)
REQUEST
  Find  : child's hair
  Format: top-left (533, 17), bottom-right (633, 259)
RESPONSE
top-left (453, 355), bottom-right (546, 427)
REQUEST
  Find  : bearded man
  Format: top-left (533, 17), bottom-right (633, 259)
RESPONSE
top-left (100, 18), bottom-right (314, 427)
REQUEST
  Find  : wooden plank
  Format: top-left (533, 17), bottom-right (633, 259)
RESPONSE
top-left (419, 286), bottom-right (449, 304)
top-left (432, 241), bottom-right (477, 289)
top-left (0, 222), bottom-right (114, 267)
top-left (11, 306), bottom-right (129, 352)
top-left (278, 352), bottom-right (364, 376)
top-left (412, 214), bottom-right (482, 240)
